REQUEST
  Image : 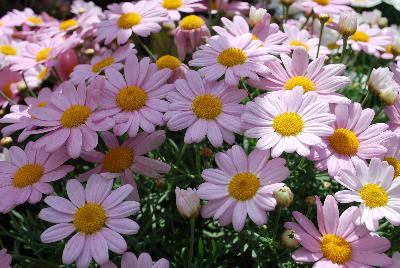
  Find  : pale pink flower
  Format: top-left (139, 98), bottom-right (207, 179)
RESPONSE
top-left (382, 135), bottom-right (400, 179)
top-left (0, 67), bottom-right (21, 108)
top-left (285, 195), bottom-right (392, 267)
top-left (0, 249), bottom-right (12, 268)
top-left (175, 187), bottom-right (201, 218)
top-left (24, 64), bottom-right (50, 88)
top-left (5, 8), bottom-right (47, 27)
top-left (0, 142), bottom-right (73, 213)
top-left (385, 96), bottom-right (400, 133)
top-left (242, 88), bottom-right (336, 158)
top-left (101, 252), bottom-right (169, 268)
top-left (164, 70), bottom-right (247, 147)
top-left (198, 145), bottom-right (290, 232)
top-left (0, 35), bottom-right (25, 68)
top-left (39, 176), bottom-right (140, 267)
top-left (310, 103), bottom-right (394, 177)
top-left (293, 0), bottom-right (352, 16)
top-left (153, 0), bottom-right (206, 21)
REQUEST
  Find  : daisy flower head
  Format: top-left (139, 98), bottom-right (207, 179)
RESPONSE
top-left (92, 54), bottom-right (173, 137)
top-left (310, 103), bottom-right (394, 177)
top-left (293, 0), bottom-right (352, 16)
top-left (96, 1), bottom-right (168, 45)
top-left (24, 65), bottom-right (50, 88)
top-left (8, 8), bottom-right (46, 27)
top-left (0, 67), bottom-right (21, 108)
top-left (249, 47), bottom-right (351, 104)
top-left (0, 35), bottom-right (25, 68)
top-left (242, 87), bottom-right (336, 158)
top-left (285, 195), bottom-right (392, 267)
top-left (101, 252), bottom-right (169, 268)
top-left (0, 142), bottom-right (73, 213)
top-left (39, 175), bottom-right (140, 267)
top-left (70, 43), bottom-right (136, 84)
top-left (154, 0), bottom-right (206, 21)
top-left (156, 54), bottom-right (189, 83)
top-left (335, 158), bottom-right (400, 231)
top-left (382, 136), bottom-right (400, 180)
top-left (189, 33), bottom-right (274, 86)
top-left (71, 0), bottom-right (102, 15)
top-left (0, 248), bottom-right (12, 268)
top-left (198, 145), bottom-right (290, 232)
top-left (385, 95), bottom-right (400, 134)
top-left (368, 67), bottom-right (399, 105)
top-left (164, 70), bottom-right (247, 147)
top-left (80, 131), bottom-right (170, 201)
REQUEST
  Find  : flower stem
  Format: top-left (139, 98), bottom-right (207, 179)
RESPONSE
top-left (0, 90), bottom-right (16, 105)
top-left (272, 207), bottom-right (282, 241)
top-left (208, 0), bottom-right (213, 23)
top-left (284, 5), bottom-right (290, 23)
top-left (361, 91), bottom-right (370, 108)
top-left (188, 218), bottom-right (195, 268)
top-left (136, 37), bottom-right (157, 61)
top-left (316, 22), bottom-right (325, 58)
top-left (340, 35), bottom-right (348, 62)
top-left (300, 11), bottom-right (313, 30)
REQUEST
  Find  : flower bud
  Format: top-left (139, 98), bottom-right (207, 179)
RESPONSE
top-left (305, 196), bottom-right (316, 206)
top-left (280, 0), bottom-right (295, 6)
top-left (368, 67), bottom-right (400, 105)
top-left (175, 187), bottom-right (201, 218)
top-left (338, 11), bottom-right (357, 36)
top-left (16, 80), bottom-right (27, 92)
top-left (0, 109), bottom-right (5, 117)
top-left (0, 137), bottom-right (13, 148)
top-left (273, 185), bottom-right (294, 208)
top-left (318, 14), bottom-right (330, 24)
top-left (281, 230), bottom-right (299, 248)
top-left (154, 177), bottom-right (166, 188)
top-left (377, 17), bottom-right (388, 28)
top-left (200, 147), bottom-right (213, 158)
top-left (249, 6), bottom-right (268, 27)
top-left (56, 49), bottom-right (79, 80)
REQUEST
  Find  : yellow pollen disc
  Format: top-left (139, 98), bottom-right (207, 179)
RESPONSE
top-left (103, 146), bottom-right (134, 173)
top-left (0, 45), bottom-right (16, 56)
top-left (36, 48), bottom-right (52, 62)
top-left (327, 42), bottom-right (339, 50)
top-left (60, 105), bottom-right (91, 128)
top-left (179, 15), bottom-right (205, 30)
top-left (27, 17), bottom-right (43, 25)
top-left (384, 157), bottom-right (400, 179)
top-left (289, 40), bottom-right (310, 52)
top-left (328, 128), bottom-right (359, 156)
top-left (37, 67), bottom-right (48, 81)
top-left (2, 82), bottom-right (13, 98)
top-left (13, 164), bottom-right (44, 188)
top-left (156, 55), bottom-right (181, 70)
top-left (273, 112), bottom-right (304, 136)
top-left (91, 57), bottom-right (114, 73)
top-left (386, 45), bottom-right (393, 54)
top-left (59, 19), bottom-right (78, 30)
top-left (163, 0), bottom-right (182, 9)
top-left (314, 0), bottom-right (330, 5)
top-left (116, 86), bottom-right (148, 111)
top-left (320, 234), bottom-right (352, 264)
top-left (284, 76), bottom-right (315, 92)
top-left (192, 94), bottom-right (223, 120)
top-left (36, 101), bottom-right (48, 108)
top-left (73, 203), bottom-right (107, 234)
top-left (117, 12), bottom-right (142, 29)
top-left (228, 172), bottom-right (261, 201)
top-left (350, 31), bottom-right (369, 42)
top-left (217, 48), bottom-right (248, 67)
top-left (360, 183), bottom-right (389, 208)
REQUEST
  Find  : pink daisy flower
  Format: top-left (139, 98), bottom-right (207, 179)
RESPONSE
top-left (96, 1), bottom-right (168, 45)
top-left (0, 142), bottom-right (73, 213)
top-left (189, 33), bottom-right (275, 86)
top-left (7, 8), bottom-right (47, 27)
top-left (309, 103), bottom-right (394, 177)
top-left (385, 95), bottom-right (400, 134)
top-left (153, 0), bottom-right (206, 21)
top-left (249, 47), bottom-right (351, 104)
top-left (293, 0), bottom-right (352, 16)
top-left (101, 252), bottom-right (169, 268)
top-left (24, 64), bottom-right (50, 88)
top-left (92, 54), bottom-right (173, 137)
top-left (0, 35), bottom-right (25, 68)
top-left (382, 135), bottom-right (400, 179)
top-left (164, 70), bottom-right (247, 147)
top-left (70, 43), bottom-right (136, 84)
top-left (198, 145), bottom-right (290, 232)
top-left (335, 158), bottom-right (400, 231)
top-left (155, 54), bottom-right (189, 83)
top-left (39, 175), bottom-right (140, 267)
top-left (28, 80), bottom-right (108, 158)
top-left (242, 88), bottom-right (336, 158)
top-left (213, 14), bottom-right (289, 55)
top-left (80, 131), bottom-right (170, 201)
top-left (285, 195), bottom-right (392, 267)
top-left (0, 249), bottom-right (12, 268)
top-left (0, 67), bottom-right (21, 108)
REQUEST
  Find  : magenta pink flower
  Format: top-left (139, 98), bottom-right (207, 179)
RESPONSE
top-left (285, 195), bottom-right (392, 267)
top-left (154, 0), bottom-right (206, 21)
top-left (80, 131), bottom-right (170, 201)
top-left (0, 248), bottom-right (12, 268)
top-left (198, 145), bottom-right (290, 232)
top-left (309, 103), bottom-right (394, 177)
top-left (101, 252), bottom-right (169, 268)
top-left (164, 70), bottom-right (247, 147)
top-left (293, 0), bottom-right (352, 16)
top-left (0, 142), bottom-right (73, 213)
top-left (39, 175), bottom-right (140, 267)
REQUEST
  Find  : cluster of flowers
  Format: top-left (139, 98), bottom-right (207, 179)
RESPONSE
top-left (0, 0), bottom-right (400, 267)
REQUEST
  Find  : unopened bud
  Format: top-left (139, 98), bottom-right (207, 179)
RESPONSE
top-left (273, 185), bottom-right (294, 208)
top-left (0, 137), bottom-right (13, 148)
top-left (175, 187), bottom-right (201, 218)
top-left (322, 181), bottom-right (332, 189)
top-left (377, 17), bottom-right (388, 28)
top-left (338, 11), bottom-right (357, 36)
top-left (249, 6), bottom-right (268, 27)
top-left (305, 196), bottom-right (316, 206)
top-left (154, 177), bottom-right (166, 188)
top-left (318, 14), bottom-right (330, 24)
top-left (16, 81), bottom-right (27, 92)
top-left (368, 67), bottom-right (400, 105)
top-left (200, 147), bottom-right (213, 158)
top-left (281, 230), bottom-right (299, 248)
top-left (0, 109), bottom-right (5, 117)
top-left (280, 0), bottom-right (295, 6)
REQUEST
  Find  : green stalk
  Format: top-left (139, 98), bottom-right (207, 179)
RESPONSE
top-left (188, 218), bottom-right (195, 268)
top-left (316, 22), bottom-right (325, 58)
top-left (136, 37), bottom-right (157, 61)
top-left (340, 35), bottom-right (349, 63)
top-left (272, 207), bottom-right (282, 241)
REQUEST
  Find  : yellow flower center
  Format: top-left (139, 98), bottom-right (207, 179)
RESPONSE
top-left (37, 67), bottom-right (48, 81)
top-left (386, 45), bottom-right (393, 54)
top-left (217, 48), bottom-right (248, 67)
top-left (360, 183), bottom-right (389, 208)
top-left (314, 0), bottom-right (330, 5)
top-left (60, 105), bottom-right (92, 128)
top-left (116, 86), bottom-right (148, 111)
top-left (91, 57), bottom-right (114, 73)
top-left (284, 76), bottom-right (315, 92)
top-left (350, 31), bottom-right (369, 42)
top-left (328, 128), bottom-right (359, 156)
top-left (103, 146), bottom-right (134, 173)
top-left (273, 112), bottom-right (304, 136)
top-left (73, 203), bottom-right (107, 234)
top-left (289, 40), bottom-right (310, 52)
top-left (192, 94), bottom-right (223, 120)
top-left (36, 48), bottom-right (52, 62)
top-left (252, 35), bottom-right (259, 40)
top-left (0, 45), bottom-right (16, 56)
top-left (36, 101), bottom-right (48, 108)
top-left (228, 172), bottom-right (261, 201)
top-left (13, 164), bottom-right (44, 188)
top-left (27, 17), bottom-right (43, 25)
top-left (59, 19), bottom-right (78, 31)
top-left (384, 157), bottom-right (400, 179)
top-left (156, 55), bottom-right (181, 70)
top-left (163, 0), bottom-right (182, 9)
top-left (320, 234), bottom-right (352, 264)
top-left (2, 82), bottom-right (13, 98)
top-left (117, 12), bottom-right (142, 29)
top-left (179, 15), bottom-right (205, 30)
